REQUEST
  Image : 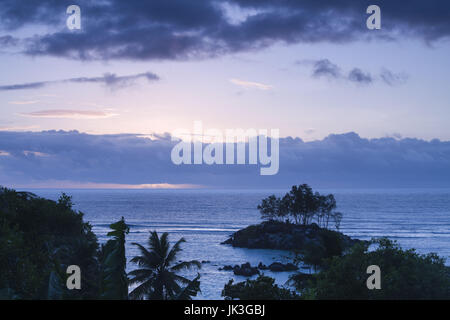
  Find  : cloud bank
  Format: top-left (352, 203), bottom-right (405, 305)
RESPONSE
top-left (0, 0), bottom-right (449, 61)
top-left (1, 130), bottom-right (450, 189)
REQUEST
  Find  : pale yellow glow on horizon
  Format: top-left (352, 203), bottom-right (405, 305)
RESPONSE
top-left (10, 181), bottom-right (203, 190)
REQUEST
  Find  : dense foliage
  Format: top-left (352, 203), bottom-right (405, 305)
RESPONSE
top-left (0, 187), bottom-right (100, 299)
top-left (2, 186), bottom-right (448, 300)
top-left (0, 187), bottom-right (202, 300)
top-left (99, 217), bottom-right (129, 299)
top-left (297, 226), bottom-right (347, 271)
top-left (222, 275), bottom-right (299, 300)
top-left (258, 184), bottom-right (342, 229)
top-left (291, 238), bottom-right (450, 300)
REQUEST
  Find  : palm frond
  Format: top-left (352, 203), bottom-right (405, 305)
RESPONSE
top-left (129, 279), bottom-right (154, 300)
top-left (128, 268), bottom-right (153, 277)
top-left (172, 274), bottom-right (192, 285)
top-left (171, 260), bottom-right (201, 271)
top-left (172, 274), bottom-right (201, 300)
top-left (130, 242), bottom-right (161, 267)
top-left (165, 237), bottom-right (186, 264)
top-left (148, 231), bottom-right (166, 260)
top-left (128, 231), bottom-right (201, 300)
top-left (128, 269), bottom-right (154, 285)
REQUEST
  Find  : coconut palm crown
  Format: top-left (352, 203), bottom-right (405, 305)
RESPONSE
top-left (128, 231), bottom-right (201, 300)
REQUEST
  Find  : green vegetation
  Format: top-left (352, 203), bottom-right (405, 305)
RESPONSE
top-left (239, 185), bottom-right (450, 300)
top-left (99, 217), bottom-right (129, 299)
top-left (128, 231), bottom-right (201, 300)
top-left (222, 275), bottom-right (299, 300)
top-left (0, 187), bottom-right (200, 300)
top-left (290, 238), bottom-right (450, 300)
top-left (2, 186), bottom-right (449, 300)
top-left (258, 184), bottom-right (342, 229)
top-left (0, 187), bottom-right (100, 299)
top-left (225, 185), bottom-right (356, 266)
top-left (296, 225), bottom-right (348, 271)
top-left (220, 236), bottom-right (450, 300)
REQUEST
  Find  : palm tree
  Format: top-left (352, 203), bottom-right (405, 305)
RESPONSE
top-left (128, 231), bottom-right (201, 300)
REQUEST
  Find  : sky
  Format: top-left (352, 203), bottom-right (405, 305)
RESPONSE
top-left (0, 0), bottom-right (450, 188)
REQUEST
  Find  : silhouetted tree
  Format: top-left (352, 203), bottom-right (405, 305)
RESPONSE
top-left (257, 195), bottom-right (289, 222)
top-left (320, 194), bottom-right (337, 228)
top-left (257, 195), bottom-right (278, 221)
top-left (0, 187), bottom-right (100, 299)
top-left (128, 231), bottom-right (201, 300)
top-left (310, 238), bottom-right (450, 299)
top-left (99, 217), bottom-right (129, 299)
top-left (258, 184), bottom-right (342, 229)
top-left (332, 212), bottom-right (343, 230)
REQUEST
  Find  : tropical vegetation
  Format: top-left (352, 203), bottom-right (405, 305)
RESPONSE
top-left (0, 187), bottom-right (201, 300)
top-left (0, 187), bottom-right (100, 299)
top-left (1, 186), bottom-right (449, 300)
top-left (222, 275), bottom-right (299, 300)
top-left (289, 238), bottom-right (450, 299)
top-left (128, 231), bottom-right (201, 300)
top-left (258, 184), bottom-right (342, 229)
top-left (99, 217), bottom-right (129, 299)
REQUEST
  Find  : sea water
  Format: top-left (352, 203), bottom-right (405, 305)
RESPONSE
top-left (30, 188), bottom-right (450, 299)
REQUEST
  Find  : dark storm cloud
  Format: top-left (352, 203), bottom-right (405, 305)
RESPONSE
top-left (0, 72), bottom-right (159, 91)
top-left (228, 0), bottom-right (450, 41)
top-left (0, 0), bottom-right (449, 61)
top-left (1, 130), bottom-right (450, 188)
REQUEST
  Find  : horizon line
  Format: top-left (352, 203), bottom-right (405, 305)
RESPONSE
top-left (0, 128), bottom-right (447, 143)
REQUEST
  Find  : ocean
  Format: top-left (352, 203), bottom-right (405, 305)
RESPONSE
top-left (29, 188), bottom-right (450, 300)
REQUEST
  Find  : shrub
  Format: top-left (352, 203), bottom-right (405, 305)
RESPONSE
top-left (222, 275), bottom-right (299, 300)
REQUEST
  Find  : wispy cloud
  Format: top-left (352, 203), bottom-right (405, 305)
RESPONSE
top-left (230, 78), bottom-right (272, 90)
top-left (380, 69), bottom-right (409, 86)
top-left (348, 68), bottom-right (373, 85)
top-left (0, 71), bottom-right (159, 91)
top-left (299, 59), bottom-right (407, 86)
top-left (0, 82), bottom-right (46, 91)
top-left (9, 100), bottom-right (40, 105)
top-left (23, 150), bottom-right (50, 157)
top-left (308, 59), bottom-right (342, 79)
top-left (19, 110), bottom-right (118, 119)
top-left (0, 125), bottom-right (39, 131)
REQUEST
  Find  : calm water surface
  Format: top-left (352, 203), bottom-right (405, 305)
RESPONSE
top-left (30, 188), bottom-right (450, 299)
